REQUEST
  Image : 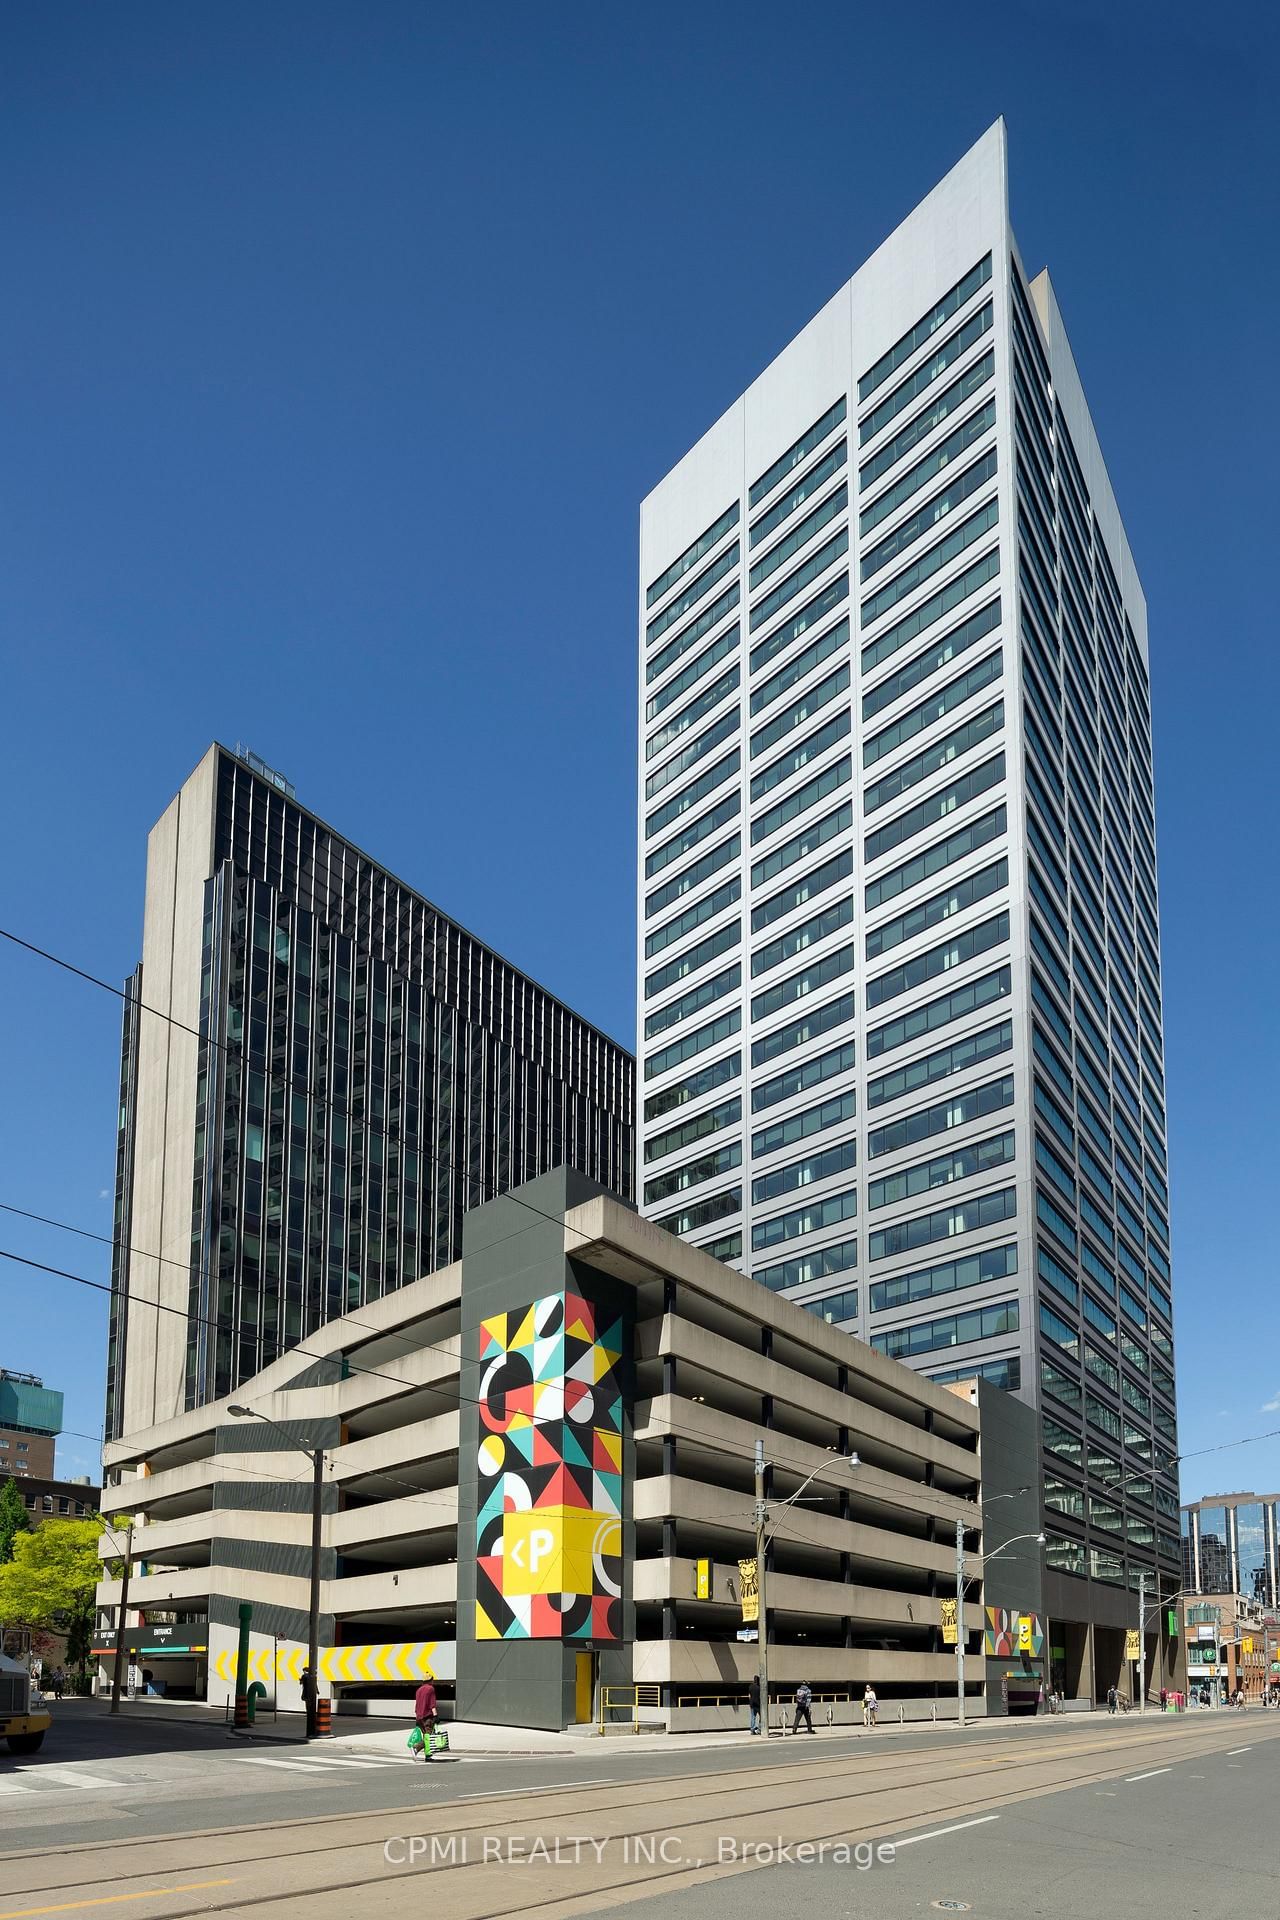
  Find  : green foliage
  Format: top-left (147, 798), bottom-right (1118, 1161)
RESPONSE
top-left (0, 1476), bottom-right (32, 1564)
top-left (0, 1518), bottom-right (101, 1631)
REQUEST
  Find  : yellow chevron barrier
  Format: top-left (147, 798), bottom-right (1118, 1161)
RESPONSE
top-left (213, 1641), bottom-right (442, 1686)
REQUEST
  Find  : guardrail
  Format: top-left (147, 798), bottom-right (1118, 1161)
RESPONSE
top-left (599, 1684), bottom-right (662, 1732)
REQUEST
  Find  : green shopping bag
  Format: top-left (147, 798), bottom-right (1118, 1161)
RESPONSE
top-left (407, 1726), bottom-right (425, 1753)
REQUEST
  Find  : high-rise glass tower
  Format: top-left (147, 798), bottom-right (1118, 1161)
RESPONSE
top-left (637, 123), bottom-right (1179, 1677)
top-left (107, 743), bottom-right (634, 1441)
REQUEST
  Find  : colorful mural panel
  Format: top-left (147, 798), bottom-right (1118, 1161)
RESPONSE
top-left (984, 1606), bottom-right (1046, 1658)
top-left (474, 1290), bottom-right (624, 1642)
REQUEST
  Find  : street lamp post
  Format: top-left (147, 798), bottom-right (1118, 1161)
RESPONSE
top-left (228, 1406), bottom-right (324, 1739)
top-left (955, 1527), bottom-right (1045, 1728)
top-left (754, 1445), bottom-right (859, 1735)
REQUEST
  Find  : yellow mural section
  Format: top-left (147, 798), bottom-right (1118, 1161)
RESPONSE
top-left (213, 1641), bottom-right (440, 1685)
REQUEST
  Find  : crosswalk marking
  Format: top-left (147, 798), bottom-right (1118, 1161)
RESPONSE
top-left (234, 1756), bottom-right (318, 1774)
top-left (290, 1753), bottom-right (402, 1769)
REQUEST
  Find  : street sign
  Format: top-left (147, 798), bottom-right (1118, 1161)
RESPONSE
top-left (694, 1558), bottom-right (711, 1600)
top-left (738, 1557), bottom-right (759, 1623)
top-left (1125, 1629), bottom-right (1141, 1661)
top-left (940, 1598), bottom-right (958, 1645)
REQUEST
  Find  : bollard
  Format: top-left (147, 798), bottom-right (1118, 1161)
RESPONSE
top-left (898, 1705), bottom-right (905, 1724)
top-left (931, 1703), bottom-right (937, 1723)
top-left (315, 1697), bottom-right (333, 1737)
top-left (246, 1682), bottom-right (267, 1725)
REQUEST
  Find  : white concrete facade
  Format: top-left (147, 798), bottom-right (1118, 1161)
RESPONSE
top-left (637, 123), bottom-right (1178, 1622)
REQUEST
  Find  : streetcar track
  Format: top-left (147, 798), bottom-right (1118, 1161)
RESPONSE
top-left (15, 1731), bottom-right (1266, 1920)
top-left (1, 1719), bottom-right (1269, 1912)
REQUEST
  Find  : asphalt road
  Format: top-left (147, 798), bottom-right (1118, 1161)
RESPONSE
top-left (1, 1706), bottom-right (1276, 1918)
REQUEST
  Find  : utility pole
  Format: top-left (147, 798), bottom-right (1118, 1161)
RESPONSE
top-left (755, 1438), bottom-right (769, 1737)
top-left (108, 1523), bottom-right (134, 1715)
top-left (308, 1445), bottom-right (323, 1733)
top-left (956, 1516), bottom-right (966, 1729)
top-left (1137, 1571), bottom-right (1146, 1714)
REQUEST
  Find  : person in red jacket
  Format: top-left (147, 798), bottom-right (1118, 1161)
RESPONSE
top-left (414, 1678), bottom-right (439, 1757)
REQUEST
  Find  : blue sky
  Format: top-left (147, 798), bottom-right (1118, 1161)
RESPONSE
top-left (0, 2), bottom-right (1275, 1501)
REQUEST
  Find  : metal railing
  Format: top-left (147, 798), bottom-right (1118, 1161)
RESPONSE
top-left (599, 1684), bottom-right (662, 1732)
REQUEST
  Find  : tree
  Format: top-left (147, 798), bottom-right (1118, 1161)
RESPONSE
top-left (0, 1519), bottom-right (104, 1682)
top-left (0, 1476), bottom-right (31, 1563)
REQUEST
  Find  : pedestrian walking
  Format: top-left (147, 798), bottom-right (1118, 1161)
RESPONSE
top-left (749, 1672), bottom-right (762, 1736)
top-left (863, 1685), bottom-right (878, 1728)
top-left (50, 1666), bottom-right (65, 1700)
top-left (792, 1681), bottom-right (814, 1734)
top-left (414, 1677), bottom-right (439, 1758)
top-left (1107, 1685), bottom-right (1117, 1715)
top-left (299, 1663), bottom-right (319, 1737)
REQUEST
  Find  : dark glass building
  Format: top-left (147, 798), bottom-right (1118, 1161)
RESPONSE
top-left (106, 744), bottom-right (634, 1440)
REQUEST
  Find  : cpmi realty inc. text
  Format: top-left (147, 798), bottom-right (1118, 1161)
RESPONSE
top-left (382, 1835), bottom-right (900, 1869)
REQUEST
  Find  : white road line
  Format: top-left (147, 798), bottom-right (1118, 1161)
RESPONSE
top-left (17, 1768), bottom-right (119, 1790)
top-left (0, 1780), bottom-right (34, 1796)
top-left (290, 1754), bottom-right (401, 1769)
top-left (234, 1755), bottom-right (318, 1774)
top-left (894, 1815), bottom-right (1000, 1847)
top-left (456, 1780), bottom-right (622, 1801)
top-left (1227, 1747), bottom-right (1252, 1756)
top-left (1124, 1768), bottom-right (1171, 1782)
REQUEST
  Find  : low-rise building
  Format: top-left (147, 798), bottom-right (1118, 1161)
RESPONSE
top-left (96, 1173), bottom-right (1040, 1728)
top-left (0, 1371), bottom-right (64, 1480)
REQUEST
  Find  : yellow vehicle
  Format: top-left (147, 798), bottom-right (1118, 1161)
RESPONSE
top-left (1, 1651), bottom-right (51, 1753)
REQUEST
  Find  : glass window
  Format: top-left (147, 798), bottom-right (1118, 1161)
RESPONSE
top-left (750, 803), bottom-right (851, 892)
top-left (753, 1138), bottom-right (857, 1205)
top-left (866, 911), bottom-right (1009, 1011)
top-left (751, 1187), bottom-right (858, 1251)
top-left (646, 542), bottom-right (740, 645)
top-left (861, 452), bottom-right (997, 582)
top-left (752, 1040), bottom-right (856, 1114)
top-left (866, 1016), bottom-right (1012, 1109)
top-left (752, 897), bottom-right (854, 979)
top-left (870, 1240), bottom-right (1016, 1314)
top-left (752, 758), bottom-right (852, 848)
top-left (751, 847), bottom-right (853, 935)
top-left (866, 806), bottom-right (1006, 918)
top-left (645, 877), bottom-right (741, 962)
top-left (750, 530), bottom-right (848, 633)
top-left (644, 1142), bottom-right (743, 1207)
top-left (751, 485), bottom-right (848, 591)
top-left (868, 1128), bottom-right (1014, 1210)
top-left (643, 1051), bottom-right (741, 1124)
top-left (647, 503), bottom-right (740, 609)
top-left (861, 500), bottom-right (999, 630)
top-left (871, 1295), bottom-right (1017, 1358)
top-left (645, 665), bottom-right (740, 765)
top-left (868, 1185), bottom-right (1016, 1261)
top-left (860, 351), bottom-right (995, 491)
top-left (863, 649), bottom-right (1002, 768)
top-left (751, 991), bottom-right (856, 1068)
top-left (751, 441), bottom-right (848, 547)
top-left (646, 583), bottom-right (741, 686)
top-left (861, 400), bottom-right (997, 536)
top-left (867, 1073), bottom-right (1013, 1160)
top-left (859, 257), bottom-right (993, 401)
top-left (867, 964), bottom-right (1011, 1061)
top-left (753, 1235), bottom-right (857, 1294)
top-left (866, 855), bottom-right (1007, 963)
top-left (751, 943), bottom-right (855, 1025)
top-left (751, 672), bottom-right (850, 771)
top-left (750, 398), bottom-right (848, 508)
top-left (752, 1088), bottom-right (856, 1161)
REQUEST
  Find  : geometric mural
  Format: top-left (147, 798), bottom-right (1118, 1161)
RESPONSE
top-left (984, 1606), bottom-right (1045, 1658)
top-left (474, 1290), bottom-right (624, 1642)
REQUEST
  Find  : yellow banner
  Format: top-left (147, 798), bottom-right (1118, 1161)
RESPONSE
top-left (694, 1558), bottom-right (711, 1601)
top-left (940, 1598), bottom-right (958, 1645)
top-left (1125, 1629), bottom-right (1141, 1661)
top-left (738, 1558), bottom-right (759, 1624)
top-left (213, 1640), bottom-right (443, 1686)
top-left (1018, 1614), bottom-right (1033, 1653)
